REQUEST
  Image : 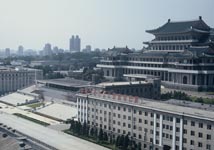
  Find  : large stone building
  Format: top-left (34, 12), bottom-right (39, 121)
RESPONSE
top-left (97, 17), bottom-right (214, 91)
top-left (0, 67), bottom-right (43, 95)
top-left (92, 76), bottom-right (160, 99)
top-left (77, 92), bottom-right (214, 150)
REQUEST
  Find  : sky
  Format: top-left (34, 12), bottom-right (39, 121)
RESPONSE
top-left (0, 0), bottom-right (214, 51)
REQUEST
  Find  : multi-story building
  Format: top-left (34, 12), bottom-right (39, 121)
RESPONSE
top-left (92, 76), bottom-right (160, 99)
top-left (5, 48), bottom-right (10, 58)
top-left (77, 92), bottom-right (214, 150)
top-left (17, 45), bottom-right (24, 56)
top-left (69, 35), bottom-right (81, 52)
top-left (0, 67), bottom-right (43, 95)
top-left (97, 17), bottom-right (214, 91)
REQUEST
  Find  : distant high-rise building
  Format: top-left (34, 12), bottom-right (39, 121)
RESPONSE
top-left (5, 48), bottom-right (10, 58)
top-left (69, 35), bottom-right (81, 52)
top-left (43, 43), bottom-right (52, 56)
top-left (82, 45), bottom-right (92, 53)
top-left (53, 46), bottom-right (59, 54)
top-left (17, 45), bottom-right (24, 56)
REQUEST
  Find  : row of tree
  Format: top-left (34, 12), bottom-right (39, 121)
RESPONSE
top-left (161, 91), bottom-right (214, 104)
top-left (69, 120), bottom-right (142, 150)
top-left (161, 91), bottom-right (190, 100)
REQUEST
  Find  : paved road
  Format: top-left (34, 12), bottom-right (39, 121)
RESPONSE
top-left (0, 112), bottom-right (109, 150)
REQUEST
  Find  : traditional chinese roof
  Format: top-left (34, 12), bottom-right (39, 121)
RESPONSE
top-left (187, 46), bottom-right (214, 57)
top-left (106, 46), bottom-right (133, 57)
top-left (146, 17), bottom-right (210, 35)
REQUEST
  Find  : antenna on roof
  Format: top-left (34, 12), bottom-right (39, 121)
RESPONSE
top-left (199, 16), bottom-right (202, 20)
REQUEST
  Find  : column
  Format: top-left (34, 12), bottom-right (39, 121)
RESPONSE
top-left (159, 114), bottom-right (163, 147)
top-left (83, 99), bottom-right (85, 123)
top-left (179, 118), bottom-right (183, 150)
top-left (80, 99), bottom-right (82, 122)
top-left (77, 98), bottom-right (79, 120)
top-left (85, 99), bottom-right (88, 123)
top-left (153, 113), bottom-right (157, 145)
top-left (172, 117), bottom-right (176, 150)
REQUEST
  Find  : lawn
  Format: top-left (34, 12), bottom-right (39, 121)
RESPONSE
top-left (13, 113), bottom-right (50, 126)
top-left (26, 102), bottom-right (44, 109)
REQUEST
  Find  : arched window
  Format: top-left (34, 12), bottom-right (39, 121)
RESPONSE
top-left (183, 76), bottom-right (187, 84)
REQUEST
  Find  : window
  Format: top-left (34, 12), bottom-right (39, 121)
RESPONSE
top-left (198, 142), bottom-right (202, 147)
top-left (176, 118), bottom-right (180, 123)
top-left (206, 144), bottom-right (211, 150)
top-left (198, 132), bottom-right (203, 138)
top-left (199, 123), bottom-right (203, 128)
top-left (144, 120), bottom-right (148, 124)
top-left (150, 121), bottom-right (154, 126)
top-left (190, 140), bottom-right (194, 145)
top-left (207, 124), bottom-right (212, 130)
top-left (191, 131), bottom-right (195, 136)
top-left (207, 134), bottom-right (211, 140)
top-left (191, 121), bottom-right (195, 126)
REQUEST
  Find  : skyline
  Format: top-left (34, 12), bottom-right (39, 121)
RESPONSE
top-left (0, 0), bottom-right (214, 50)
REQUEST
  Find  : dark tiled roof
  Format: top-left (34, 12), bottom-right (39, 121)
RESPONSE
top-left (146, 19), bottom-right (210, 34)
top-left (141, 50), bottom-right (168, 57)
top-left (187, 46), bottom-right (214, 57)
top-left (106, 47), bottom-right (133, 57)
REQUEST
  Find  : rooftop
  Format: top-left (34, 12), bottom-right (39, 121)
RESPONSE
top-left (96, 81), bottom-right (148, 87)
top-left (38, 78), bottom-right (92, 88)
top-left (0, 93), bottom-right (36, 106)
top-left (37, 103), bottom-right (77, 121)
top-left (77, 93), bottom-right (214, 121)
top-left (146, 17), bottom-right (210, 35)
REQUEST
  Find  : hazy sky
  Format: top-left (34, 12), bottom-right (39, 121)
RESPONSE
top-left (0, 0), bottom-right (214, 50)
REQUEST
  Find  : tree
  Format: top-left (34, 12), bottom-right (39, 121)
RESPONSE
top-left (119, 135), bottom-right (124, 148)
top-left (82, 122), bottom-right (87, 135)
top-left (103, 132), bottom-right (108, 141)
top-left (116, 135), bottom-right (121, 147)
top-left (94, 127), bottom-right (98, 138)
top-left (69, 119), bottom-right (75, 131)
top-left (90, 128), bottom-right (94, 137)
top-left (137, 142), bottom-right (142, 150)
top-left (98, 128), bottom-right (104, 141)
top-left (123, 134), bottom-right (129, 150)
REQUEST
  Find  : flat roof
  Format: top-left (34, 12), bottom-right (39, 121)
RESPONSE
top-left (97, 81), bottom-right (148, 87)
top-left (38, 78), bottom-right (92, 88)
top-left (37, 103), bottom-right (77, 121)
top-left (123, 74), bottom-right (158, 79)
top-left (0, 113), bottom-right (109, 150)
top-left (0, 93), bottom-right (35, 106)
top-left (77, 93), bottom-right (214, 121)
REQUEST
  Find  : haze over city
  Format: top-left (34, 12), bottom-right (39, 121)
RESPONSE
top-left (0, 0), bottom-right (214, 50)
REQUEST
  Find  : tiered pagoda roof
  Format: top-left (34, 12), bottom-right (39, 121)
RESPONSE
top-left (146, 17), bottom-right (210, 35)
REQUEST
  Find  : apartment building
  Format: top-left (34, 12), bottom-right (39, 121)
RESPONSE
top-left (0, 67), bottom-right (43, 95)
top-left (77, 92), bottom-right (214, 150)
